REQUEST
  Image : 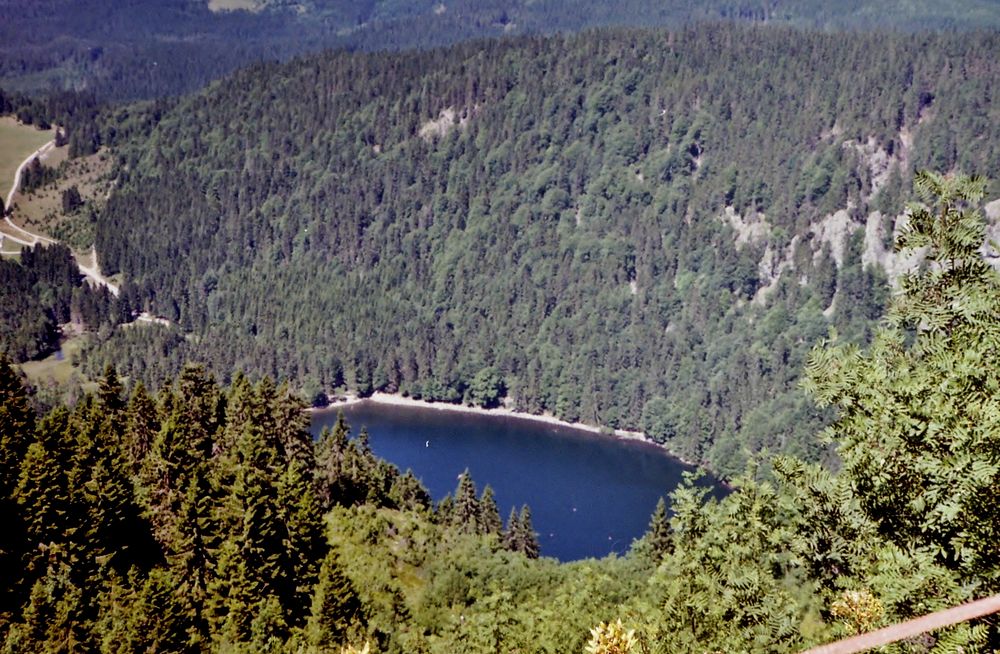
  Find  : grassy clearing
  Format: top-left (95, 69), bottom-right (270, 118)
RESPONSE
top-left (0, 116), bottom-right (53, 201)
top-left (18, 331), bottom-right (90, 387)
top-left (13, 147), bottom-right (112, 250)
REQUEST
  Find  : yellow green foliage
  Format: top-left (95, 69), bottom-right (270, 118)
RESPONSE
top-left (830, 589), bottom-right (884, 635)
top-left (585, 619), bottom-right (638, 654)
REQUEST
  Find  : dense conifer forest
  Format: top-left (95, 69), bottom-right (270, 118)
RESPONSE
top-left (70, 26), bottom-right (1000, 475)
top-left (2, 173), bottom-right (999, 652)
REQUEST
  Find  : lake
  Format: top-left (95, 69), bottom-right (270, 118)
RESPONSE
top-left (310, 401), bottom-right (716, 561)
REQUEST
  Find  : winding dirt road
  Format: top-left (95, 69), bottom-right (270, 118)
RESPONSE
top-left (3, 140), bottom-right (120, 296)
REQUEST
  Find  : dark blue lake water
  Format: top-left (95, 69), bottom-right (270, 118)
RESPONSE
top-left (311, 402), bottom-right (716, 561)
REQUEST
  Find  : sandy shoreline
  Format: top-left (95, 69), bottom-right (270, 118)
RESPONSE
top-left (309, 391), bottom-right (701, 468)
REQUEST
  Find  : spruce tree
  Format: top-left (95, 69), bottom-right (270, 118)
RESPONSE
top-left (130, 567), bottom-right (197, 653)
top-left (502, 507), bottom-right (520, 552)
top-left (15, 441), bottom-right (67, 576)
top-left (0, 355), bottom-right (34, 494)
top-left (518, 505), bottom-right (540, 559)
top-left (165, 471), bottom-right (216, 646)
top-left (141, 364), bottom-right (221, 549)
top-left (0, 358), bottom-right (33, 492)
top-left (217, 418), bottom-right (285, 641)
top-left (306, 548), bottom-right (363, 651)
top-left (212, 373), bottom-right (257, 535)
top-left (79, 369), bottom-right (155, 574)
top-left (14, 408), bottom-right (75, 581)
top-left (478, 485), bottom-right (502, 536)
top-left (315, 413), bottom-right (350, 509)
top-left (6, 559), bottom-right (91, 653)
top-left (452, 469), bottom-right (480, 534)
top-left (646, 497), bottom-right (672, 560)
top-left (125, 382), bottom-right (158, 475)
top-left (137, 366), bottom-right (223, 646)
top-left (248, 594), bottom-right (288, 653)
top-left (214, 377), bottom-right (324, 641)
top-left (341, 428), bottom-right (379, 506)
top-left (0, 356), bottom-right (34, 615)
top-left (79, 431), bottom-right (149, 573)
top-left (388, 469), bottom-right (431, 512)
top-left (277, 457), bottom-right (325, 621)
top-left (271, 380), bottom-right (313, 467)
top-left (97, 365), bottom-right (126, 416)
top-left (437, 494), bottom-right (455, 525)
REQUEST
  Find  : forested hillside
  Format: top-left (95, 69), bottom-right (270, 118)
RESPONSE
top-left (81, 26), bottom-right (1000, 475)
top-left (2, 0), bottom-right (999, 101)
top-left (3, 175), bottom-right (1000, 652)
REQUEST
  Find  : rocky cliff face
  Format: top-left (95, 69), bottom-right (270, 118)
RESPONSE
top-left (722, 124), bottom-right (999, 307)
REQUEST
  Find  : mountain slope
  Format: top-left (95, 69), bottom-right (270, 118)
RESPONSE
top-left (87, 26), bottom-right (1000, 475)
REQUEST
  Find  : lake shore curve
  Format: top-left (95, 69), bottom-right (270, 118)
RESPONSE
top-left (309, 391), bottom-right (703, 469)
